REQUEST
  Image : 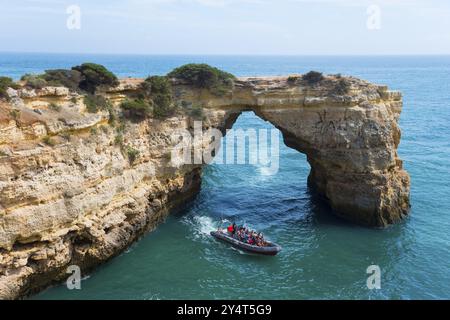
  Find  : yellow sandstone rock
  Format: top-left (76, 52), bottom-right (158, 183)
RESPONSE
top-left (0, 74), bottom-right (410, 299)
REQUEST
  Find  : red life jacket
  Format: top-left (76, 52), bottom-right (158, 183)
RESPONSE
top-left (227, 225), bottom-right (234, 233)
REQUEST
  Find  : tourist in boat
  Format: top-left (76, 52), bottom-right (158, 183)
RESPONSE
top-left (238, 227), bottom-right (245, 240)
top-left (248, 232), bottom-right (255, 245)
top-left (211, 225), bottom-right (281, 256)
top-left (242, 231), bottom-right (248, 243)
top-left (223, 224), bottom-right (268, 246)
top-left (239, 229), bottom-right (244, 241)
top-left (234, 227), bottom-right (242, 241)
top-left (255, 233), bottom-right (265, 247)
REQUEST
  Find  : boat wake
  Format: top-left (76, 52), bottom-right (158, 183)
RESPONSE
top-left (182, 215), bottom-right (218, 241)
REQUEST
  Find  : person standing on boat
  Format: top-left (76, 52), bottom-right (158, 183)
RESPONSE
top-left (227, 223), bottom-right (236, 235)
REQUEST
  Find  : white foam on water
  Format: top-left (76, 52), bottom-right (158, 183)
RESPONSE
top-left (195, 215), bottom-right (217, 235)
top-left (183, 215), bottom-right (221, 241)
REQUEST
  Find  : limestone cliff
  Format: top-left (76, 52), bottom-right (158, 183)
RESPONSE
top-left (0, 74), bottom-right (410, 299)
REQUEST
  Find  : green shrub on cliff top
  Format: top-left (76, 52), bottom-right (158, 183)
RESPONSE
top-left (72, 63), bottom-right (119, 94)
top-left (43, 69), bottom-right (83, 91)
top-left (287, 75), bottom-right (300, 83)
top-left (302, 71), bottom-right (324, 85)
top-left (142, 75), bottom-right (172, 96)
top-left (22, 70), bottom-right (81, 91)
top-left (0, 76), bottom-right (18, 99)
top-left (141, 76), bottom-right (175, 118)
top-left (21, 74), bottom-right (48, 89)
top-left (332, 78), bottom-right (351, 95)
top-left (22, 65), bottom-right (115, 93)
top-left (167, 63), bottom-right (235, 95)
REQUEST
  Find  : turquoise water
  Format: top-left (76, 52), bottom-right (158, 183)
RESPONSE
top-left (2, 54), bottom-right (449, 299)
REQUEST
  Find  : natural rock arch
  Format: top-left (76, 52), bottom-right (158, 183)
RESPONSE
top-left (178, 76), bottom-right (411, 227)
top-left (0, 74), bottom-right (410, 299)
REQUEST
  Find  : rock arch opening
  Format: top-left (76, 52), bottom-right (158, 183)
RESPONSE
top-left (192, 76), bottom-right (410, 227)
top-left (199, 111), bottom-right (313, 223)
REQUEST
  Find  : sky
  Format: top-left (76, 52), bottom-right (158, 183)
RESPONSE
top-left (1, 0), bottom-right (450, 55)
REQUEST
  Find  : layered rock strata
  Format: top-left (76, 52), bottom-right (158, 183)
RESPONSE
top-left (0, 75), bottom-right (410, 299)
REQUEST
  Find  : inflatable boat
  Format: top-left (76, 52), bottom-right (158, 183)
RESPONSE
top-left (210, 230), bottom-right (281, 256)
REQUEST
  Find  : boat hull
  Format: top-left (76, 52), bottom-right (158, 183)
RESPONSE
top-left (210, 231), bottom-right (281, 256)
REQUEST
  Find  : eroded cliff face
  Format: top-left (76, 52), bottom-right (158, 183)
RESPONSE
top-left (0, 75), bottom-right (410, 299)
top-left (242, 77), bottom-right (410, 227)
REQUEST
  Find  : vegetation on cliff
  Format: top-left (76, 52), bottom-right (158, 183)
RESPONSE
top-left (72, 63), bottom-right (119, 94)
top-left (287, 75), bottom-right (300, 83)
top-left (142, 76), bottom-right (175, 118)
top-left (22, 69), bottom-right (82, 91)
top-left (8, 63), bottom-right (234, 123)
top-left (125, 146), bottom-right (140, 165)
top-left (168, 63), bottom-right (235, 95)
top-left (83, 94), bottom-right (112, 113)
top-left (119, 75), bottom-right (175, 120)
top-left (302, 71), bottom-right (324, 84)
top-left (43, 69), bottom-right (83, 91)
top-left (120, 99), bottom-right (153, 119)
top-left (188, 104), bottom-right (204, 120)
top-left (290, 72), bottom-right (350, 95)
top-left (21, 63), bottom-right (118, 94)
top-left (332, 78), bottom-right (351, 95)
top-left (120, 65), bottom-right (230, 121)
top-left (0, 76), bottom-right (18, 100)
top-left (21, 74), bottom-right (48, 89)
